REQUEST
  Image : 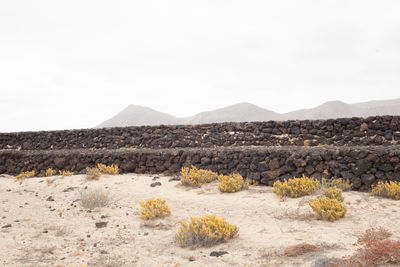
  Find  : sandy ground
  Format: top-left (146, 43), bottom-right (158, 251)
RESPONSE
top-left (1, 173), bottom-right (400, 267)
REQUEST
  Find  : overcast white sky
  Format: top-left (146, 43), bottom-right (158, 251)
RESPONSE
top-left (1, 0), bottom-right (399, 132)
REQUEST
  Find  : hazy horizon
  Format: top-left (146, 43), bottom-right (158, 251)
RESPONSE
top-left (1, 1), bottom-right (399, 132)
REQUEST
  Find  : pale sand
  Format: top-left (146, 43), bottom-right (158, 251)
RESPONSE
top-left (0, 173), bottom-right (399, 267)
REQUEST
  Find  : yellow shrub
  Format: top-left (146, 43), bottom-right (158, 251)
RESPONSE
top-left (272, 175), bottom-right (321, 198)
top-left (322, 178), bottom-right (352, 191)
top-left (308, 197), bottom-right (347, 222)
top-left (180, 166), bottom-right (219, 187)
top-left (15, 170), bottom-right (35, 180)
top-left (175, 214), bottom-right (239, 248)
top-left (45, 178), bottom-right (55, 186)
top-left (86, 167), bottom-right (101, 180)
top-left (322, 187), bottom-right (344, 202)
top-left (140, 198), bottom-right (171, 220)
top-left (59, 170), bottom-right (73, 177)
top-left (245, 178), bottom-right (259, 186)
top-left (218, 173), bottom-right (247, 193)
top-left (97, 163), bottom-right (119, 175)
top-left (45, 168), bottom-right (56, 177)
top-left (371, 181), bottom-right (400, 200)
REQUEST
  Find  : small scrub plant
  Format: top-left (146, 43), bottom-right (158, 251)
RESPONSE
top-left (357, 226), bottom-right (392, 245)
top-left (371, 181), bottom-right (400, 200)
top-left (45, 168), bottom-right (56, 177)
top-left (97, 163), bottom-right (119, 175)
top-left (15, 170), bottom-right (36, 180)
top-left (308, 197), bottom-right (347, 222)
top-left (332, 228), bottom-right (400, 267)
top-left (180, 166), bottom-right (219, 187)
top-left (322, 187), bottom-right (344, 202)
top-left (45, 178), bottom-right (55, 186)
top-left (59, 170), bottom-right (73, 177)
top-left (79, 188), bottom-right (109, 210)
top-left (86, 167), bottom-right (101, 180)
top-left (245, 178), bottom-right (259, 186)
top-left (322, 178), bottom-right (352, 191)
top-left (218, 173), bottom-right (248, 193)
top-left (284, 243), bottom-right (321, 257)
top-left (140, 198), bottom-right (171, 220)
top-left (175, 214), bottom-right (239, 248)
top-left (273, 174), bottom-right (321, 198)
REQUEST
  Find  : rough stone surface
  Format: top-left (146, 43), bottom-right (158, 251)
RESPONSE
top-left (0, 116), bottom-right (399, 191)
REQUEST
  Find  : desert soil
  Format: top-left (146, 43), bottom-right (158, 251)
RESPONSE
top-left (0, 173), bottom-right (399, 267)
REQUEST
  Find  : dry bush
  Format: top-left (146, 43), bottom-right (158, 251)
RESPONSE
top-left (79, 188), bottom-right (109, 210)
top-left (86, 167), bottom-right (101, 180)
top-left (45, 168), bottom-right (57, 177)
top-left (284, 243), bottom-right (321, 257)
top-left (371, 181), bottom-right (400, 200)
top-left (357, 226), bottom-right (392, 245)
top-left (331, 238), bottom-right (400, 267)
top-left (175, 214), bottom-right (239, 248)
top-left (308, 197), bottom-right (347, 222)
top-left (322, 187), bottom-right (344, 202)
top-left (59, 170), bottom-right (73, 177)
top-left (139, 198), bottom-right (171, 220)
top-left (218, 173), bottom-right (248, 193)
top-left (273, 175), bottom-right (321, 198)
top-left (15, 170), bottom-right (35, 180)
top-left (321, 178), bottom-right (352, 191)
top-left (97, 163), bottom-right (119, 175)
top-left (180, 166), bottom-right (219, 187)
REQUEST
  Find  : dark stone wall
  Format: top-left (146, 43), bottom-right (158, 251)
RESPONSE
top-left (1, 116), bottom-right (400, 150)
top-left (1, 146), bottom-right (399, 191)
top-left (1, 115), bottom-right (399, 191)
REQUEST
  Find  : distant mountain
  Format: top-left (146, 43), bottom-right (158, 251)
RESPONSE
top-left (182, 102), bottom-right (280, 124)
top-left (97, 104), bottom-right (180, 127)
top-left (281, 100), bottom-right (361, 120)
top-left (96, 98), bottom-right (400, 127)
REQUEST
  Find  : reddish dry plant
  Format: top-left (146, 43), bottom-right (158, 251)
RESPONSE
top-left (284, 243), bottom-right (321, 257)
top-left (329, 233), bottom-right (400, 267)
top-left (357, 226), bottom-right (392, 245)
top-left (361, 239), bottom-right (400, 265)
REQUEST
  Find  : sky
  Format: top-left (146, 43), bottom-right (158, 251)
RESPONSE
top-left (1, 0), bottom-right (399, 132)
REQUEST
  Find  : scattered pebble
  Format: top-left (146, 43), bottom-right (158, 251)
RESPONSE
top-left (168, 176), bottom-right (180, 182)
top-left (46, 196), bottom-right (55, 201)
top-left (62, 187), bottom-right (77, 192)
top-left (95, 221), bottom-right (108, 228)
top-left (210, 251), bottom-right (228, 257)
top-left (1, 224), bottom-right (11, 228)
top-left (150, 182), bottom-right (162, 187)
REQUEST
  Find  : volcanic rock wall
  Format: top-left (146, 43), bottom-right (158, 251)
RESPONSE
top-left (1, 116), bottom-right (400, 190)
top-left (1, 116), bottom-right (399, 150)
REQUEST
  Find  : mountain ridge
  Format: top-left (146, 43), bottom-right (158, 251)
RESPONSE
top-left (96, 98), bottom-right (400, 128)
